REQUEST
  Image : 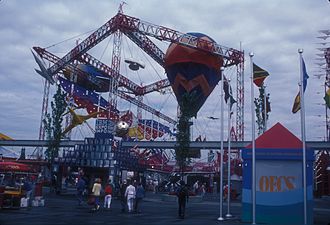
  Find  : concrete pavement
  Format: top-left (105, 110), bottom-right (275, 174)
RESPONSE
top-left (0, 191), bottom-right (329, 225)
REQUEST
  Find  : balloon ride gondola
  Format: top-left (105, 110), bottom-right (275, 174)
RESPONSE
top-left (115, 121), bottom-right (130, 137)
top-left (124, 58), bottom-right (145, 71)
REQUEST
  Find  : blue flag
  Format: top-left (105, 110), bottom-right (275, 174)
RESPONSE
top-left (292, 58), bottom-right (309, 113)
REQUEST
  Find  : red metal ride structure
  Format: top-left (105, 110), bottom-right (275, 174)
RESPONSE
top-left (33, 10), bottom-right (245, 162)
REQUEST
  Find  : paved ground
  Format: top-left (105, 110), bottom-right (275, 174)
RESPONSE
top-left (0, 191), bottom-right (329, 225)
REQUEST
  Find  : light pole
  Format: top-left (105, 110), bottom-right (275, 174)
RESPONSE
top-left (298, 48), bottom-right (308, 225)
top-left (226, 78), bottom-right (233, 218)
top-left (217, 66), bottom-right (225, 221)
top-left (263, 85), bottom-right (267, 132)
top-left (249, 52), bottom-right (257, 225)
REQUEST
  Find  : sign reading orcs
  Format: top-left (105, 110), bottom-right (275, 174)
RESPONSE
top-left (256, 160), bottom-right (301, 193)
top-left (258, 175), bottom-right (296, 192)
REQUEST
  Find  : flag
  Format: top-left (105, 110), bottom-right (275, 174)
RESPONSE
top-left (292, 93), bottom-right (301, 114)
top-left (223, 77), bottom-right (237, 110)
top-left (223, 76), bottom-right (230, 102)
top-left (262, 96), bottom-right (271, 114)
top-left (292, 58), bottom-right (309, 113)
top-left (324, 88), bottom-right (330, 109)
top-left (229, 95), bottom-right (237, 111)
top-left (253, 63), bottom-right (269, 87)
top-left (261, 96), bottom-right (271, 121)
top-left (230, 126), bottom-right (237, 141)
top-left (266, 96), bottom-right (271, 113)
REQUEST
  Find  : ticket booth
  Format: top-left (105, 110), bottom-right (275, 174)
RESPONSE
top-left (242, 123), bottom-right (313, 225)
top-left (0, 161), bottom-right (36, 209)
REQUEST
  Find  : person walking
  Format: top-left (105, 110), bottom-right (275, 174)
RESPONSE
top-left (91, 178), bottom-right (102, 211)
top-left (103, 181), bottom-right (113, 209)
top-left (23, 177), bottom-right (33, 207)
top-left (223, 184), bottom-right (228, 200)
top-left (125, 180), bottom-right (136, 213)
top-left (134, 182), bottom-right (145, 213)
top-left (176, 180), bottom-right (189, 219)
top-left (201, 182), bottom-right (206, 198)
top-left (76, 177), bottom-right (86, 206)
top-left (119, 180), bottom-right (128, 213)
top-left (193, 180), bottom-right (199, 195)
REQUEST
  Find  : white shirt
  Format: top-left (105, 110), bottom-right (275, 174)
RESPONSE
top-left (125, 184), bottom-right (136, 199)
top-left (193, 182), bottom-right (199, 190)
top-left (92, 183), bottom-right (102, 196)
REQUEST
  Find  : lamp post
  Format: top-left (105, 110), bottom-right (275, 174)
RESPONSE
top-left (226, 78), bottom-right (233, 218)
top-left (249, 52), bottom-right (256, 225)
top-left (217, 66), bottom-right (225, 221)
top-left (298, 48), bottom-right (308, 225)
top-left (263, 85), bottom-right (267, 132)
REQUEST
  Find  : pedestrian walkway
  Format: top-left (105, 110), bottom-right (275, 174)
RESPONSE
top-left (0, 191), bottom-right (329, 225)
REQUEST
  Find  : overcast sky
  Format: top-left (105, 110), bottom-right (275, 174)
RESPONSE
top-left (0, 0), bottom-right (329, 148)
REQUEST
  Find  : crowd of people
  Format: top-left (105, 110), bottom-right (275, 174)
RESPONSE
top-left (192, 180), bottom-right (207, 197)
top-left (71, 167), bottom-right (225, 220)
top-left (74, 173), bottom-right (192, 219)
top-left (76, 175), bottom-right (146, 214)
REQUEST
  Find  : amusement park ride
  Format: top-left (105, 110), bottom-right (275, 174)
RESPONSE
top-left (31, 5), bottom-right (244, 173)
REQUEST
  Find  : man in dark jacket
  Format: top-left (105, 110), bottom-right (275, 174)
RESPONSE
top-left (176, 180), bottom-right (189, 219)
top-left (76, 177), bottom-right (86, 205)
top-left (119, 180), bottom-right (128, 213)
top-left (134, 182), bottom-right (145, 213)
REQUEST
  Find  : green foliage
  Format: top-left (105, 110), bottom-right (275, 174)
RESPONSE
top-left (43, 85), bottom-right (67, 162)
top-left (175, 112), bottom-right (190, 172)
top-left (254, 86), bottom-right (270, 135)
top-left (175, 91), bottom-right (198, 174)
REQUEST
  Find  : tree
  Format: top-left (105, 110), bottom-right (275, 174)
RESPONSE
top-left (175, 92), bottom-right (198, 177)
top-left (254, 86), bottom-right (271, 135)
top-left (43, 85), bottom-right (67, 193)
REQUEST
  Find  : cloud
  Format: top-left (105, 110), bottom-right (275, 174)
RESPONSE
top-left (0, 0), bottom-right (329, 145)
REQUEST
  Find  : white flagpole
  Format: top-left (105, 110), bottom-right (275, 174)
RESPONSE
top-left (249, 52), bottom-right (256, 225)
top-left (226, 79), bottom-right (232, 218)
top-left (298, 48), bottom-right (307, 225)
top-left (218, 66), bottom-right (225, 221)
top-left (263, 85), bottom-right (267, 132)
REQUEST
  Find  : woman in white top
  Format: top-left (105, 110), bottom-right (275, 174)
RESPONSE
top-left (125, 181), bottom-right (136, 213)
top-left (92, 178), bottom-right (102, 210)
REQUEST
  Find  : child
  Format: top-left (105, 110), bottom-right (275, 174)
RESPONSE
top-left (104, 181), bottom-right (113, 209)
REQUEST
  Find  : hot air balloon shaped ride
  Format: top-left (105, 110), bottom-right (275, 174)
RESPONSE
top-left (164, 32), bottom-right (223, 172)
top-left (164, 32), bottom-right (223, 118)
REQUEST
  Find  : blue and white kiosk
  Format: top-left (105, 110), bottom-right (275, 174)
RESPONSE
top-left (242, 123), bottom-right (313, 224)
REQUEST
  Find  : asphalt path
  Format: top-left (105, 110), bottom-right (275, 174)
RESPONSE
top-left (0, 191), bottom-right (329, 225)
